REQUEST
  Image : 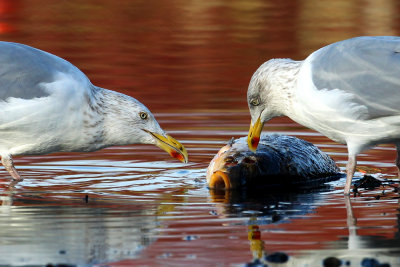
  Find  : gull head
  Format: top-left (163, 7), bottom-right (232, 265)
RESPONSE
top-left (246, 59), bottom-right (299, 151)
top-left (101, 89), bottom-right (188, 163)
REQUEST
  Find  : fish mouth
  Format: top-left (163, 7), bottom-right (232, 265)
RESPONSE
top-left (144, 130), bottom-right (188, 163)
top-left (209, 171), bottom-right (231, 189)
top-left (247, 115), bottom-right (263, 152)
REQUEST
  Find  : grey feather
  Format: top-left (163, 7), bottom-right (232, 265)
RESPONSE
top-left (0, 42), bottom-right (86, 100)
top-left (310, 36), bottom-right (400, 119)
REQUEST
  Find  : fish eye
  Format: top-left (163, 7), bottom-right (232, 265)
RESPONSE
top-left (139, 112), bottom-right (148, 120)
top-left (250, 97), bottom-right (260, 106)
top-left (242, 156), bottom-right (256, 164)
top-left (225, 156), bottom-right (237, 164)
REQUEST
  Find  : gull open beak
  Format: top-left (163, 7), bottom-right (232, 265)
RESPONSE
top-left (247, 115), bottom-right (263, 152)
top-left (145, 130), bottom-right (188, 163)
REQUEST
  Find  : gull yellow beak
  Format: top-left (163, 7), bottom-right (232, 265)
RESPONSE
top-left (247, 115), bottom-right (263, 152)
top-left (147, 131), bottom-right (188, 163)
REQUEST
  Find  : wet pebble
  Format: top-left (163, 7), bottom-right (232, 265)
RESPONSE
top-left (361, 258), bottom-right (390, 267)
top-left (354, 175), bottom-right (381, 190)
top-left (193, 177), bottom-right (204, 183)
top-left (209, 210), bottom-right (218, 216)
top-left (271, 214), bottom-right (281, 223)
top-left (265, 252), bottom-right (289, 263)
top-left (183, 235), bottom-right (198, 241)
top-left (323, 257), bottom-right (342, 267)
top-left (245, 259), bottom-right (268, 267)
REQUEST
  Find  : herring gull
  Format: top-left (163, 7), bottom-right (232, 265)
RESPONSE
top-left (246, 36), bottom-right (400, 195)
top-left (0, 41), bottom-right (188, 181)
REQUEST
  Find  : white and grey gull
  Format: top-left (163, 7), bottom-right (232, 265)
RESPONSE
top-left (246, 36), bottom-right (400, 195)
top-left (0, 41), bottom-right (188, 181)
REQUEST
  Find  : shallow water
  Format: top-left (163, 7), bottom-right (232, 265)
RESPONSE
top-left (0, 1), bottom-right (400, 266)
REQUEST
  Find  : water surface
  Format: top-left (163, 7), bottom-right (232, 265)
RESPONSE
top-left (0, 1), bottom-right (400, 266)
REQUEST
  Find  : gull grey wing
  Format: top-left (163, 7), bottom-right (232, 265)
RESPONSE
top-left (0, 42), bottom-right (86, 100)
top-left (309, 36), bottom-right (400, 120)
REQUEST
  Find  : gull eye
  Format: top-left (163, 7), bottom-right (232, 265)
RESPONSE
top-left (139, 112), bottom-right (148, 120)
top-left (250, 98), bottom-right (260, 106)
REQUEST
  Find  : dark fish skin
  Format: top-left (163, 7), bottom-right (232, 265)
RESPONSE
top-left (206, 134), bottom-right (341, 190)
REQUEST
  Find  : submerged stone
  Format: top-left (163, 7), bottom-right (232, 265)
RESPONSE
top-left (265, 252), bottom-right (289, 263)
top-left (323, 256), bottom-right (342, 267)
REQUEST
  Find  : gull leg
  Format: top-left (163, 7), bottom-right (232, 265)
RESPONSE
top-left (344, 154), bottom-right (357, 195)
top-left (1, 155), bottom-right (22, 181)
top-left (396, 143), bottom-right (400, 177)
top-left (344, 195), bottom-right (357, 235)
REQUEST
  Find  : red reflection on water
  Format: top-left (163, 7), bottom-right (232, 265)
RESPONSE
top-left (0, 0), bottom-right (19, 33)
top-left (0, 0), bottom-right (399, 266)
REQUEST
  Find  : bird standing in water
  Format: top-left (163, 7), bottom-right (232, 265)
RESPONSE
top-left (247, 36), bottom-right (400, 195)
top-left (0, 42), bottom-right (188, 181)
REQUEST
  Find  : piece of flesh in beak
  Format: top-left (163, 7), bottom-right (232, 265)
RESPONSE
top-left (148, 131), bottom-right (188, 163)
top-left (247, 115), bottom-right (263, 152)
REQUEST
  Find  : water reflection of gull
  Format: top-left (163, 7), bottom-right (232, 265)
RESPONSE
top-left (0, 190), bottom-right (158, 266)
top-left (208, 184), bottom-right (332, 220)
top-left (209, 188), bottom-right (400, 266)
top-left (0, 180), bottom-right (17, 207)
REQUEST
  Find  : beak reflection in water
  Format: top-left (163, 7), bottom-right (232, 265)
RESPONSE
top-left (145, 130), bottom-right (188, 163)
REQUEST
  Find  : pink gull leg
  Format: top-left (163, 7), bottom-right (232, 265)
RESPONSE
top-left (1, 155), bottom-right (23, 181)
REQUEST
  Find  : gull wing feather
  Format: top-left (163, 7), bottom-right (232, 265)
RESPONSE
top-left (309, 36), bottom-right (400, 120)
top-left (0, 42), bottom-right (90, 101)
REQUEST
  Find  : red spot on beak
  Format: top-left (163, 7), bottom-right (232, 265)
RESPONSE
top-left (248, 225), bottom-right (261, 240)
top-left (251, 136), bottom-right (260, 148)
top-left (170, 150), bottom-right (183, 162)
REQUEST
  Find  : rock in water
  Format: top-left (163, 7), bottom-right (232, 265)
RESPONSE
top-left (206, 134), bottom-right (342, 190)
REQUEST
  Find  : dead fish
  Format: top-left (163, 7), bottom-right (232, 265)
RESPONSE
top-left (206, 134), bottom-right (341, 190)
